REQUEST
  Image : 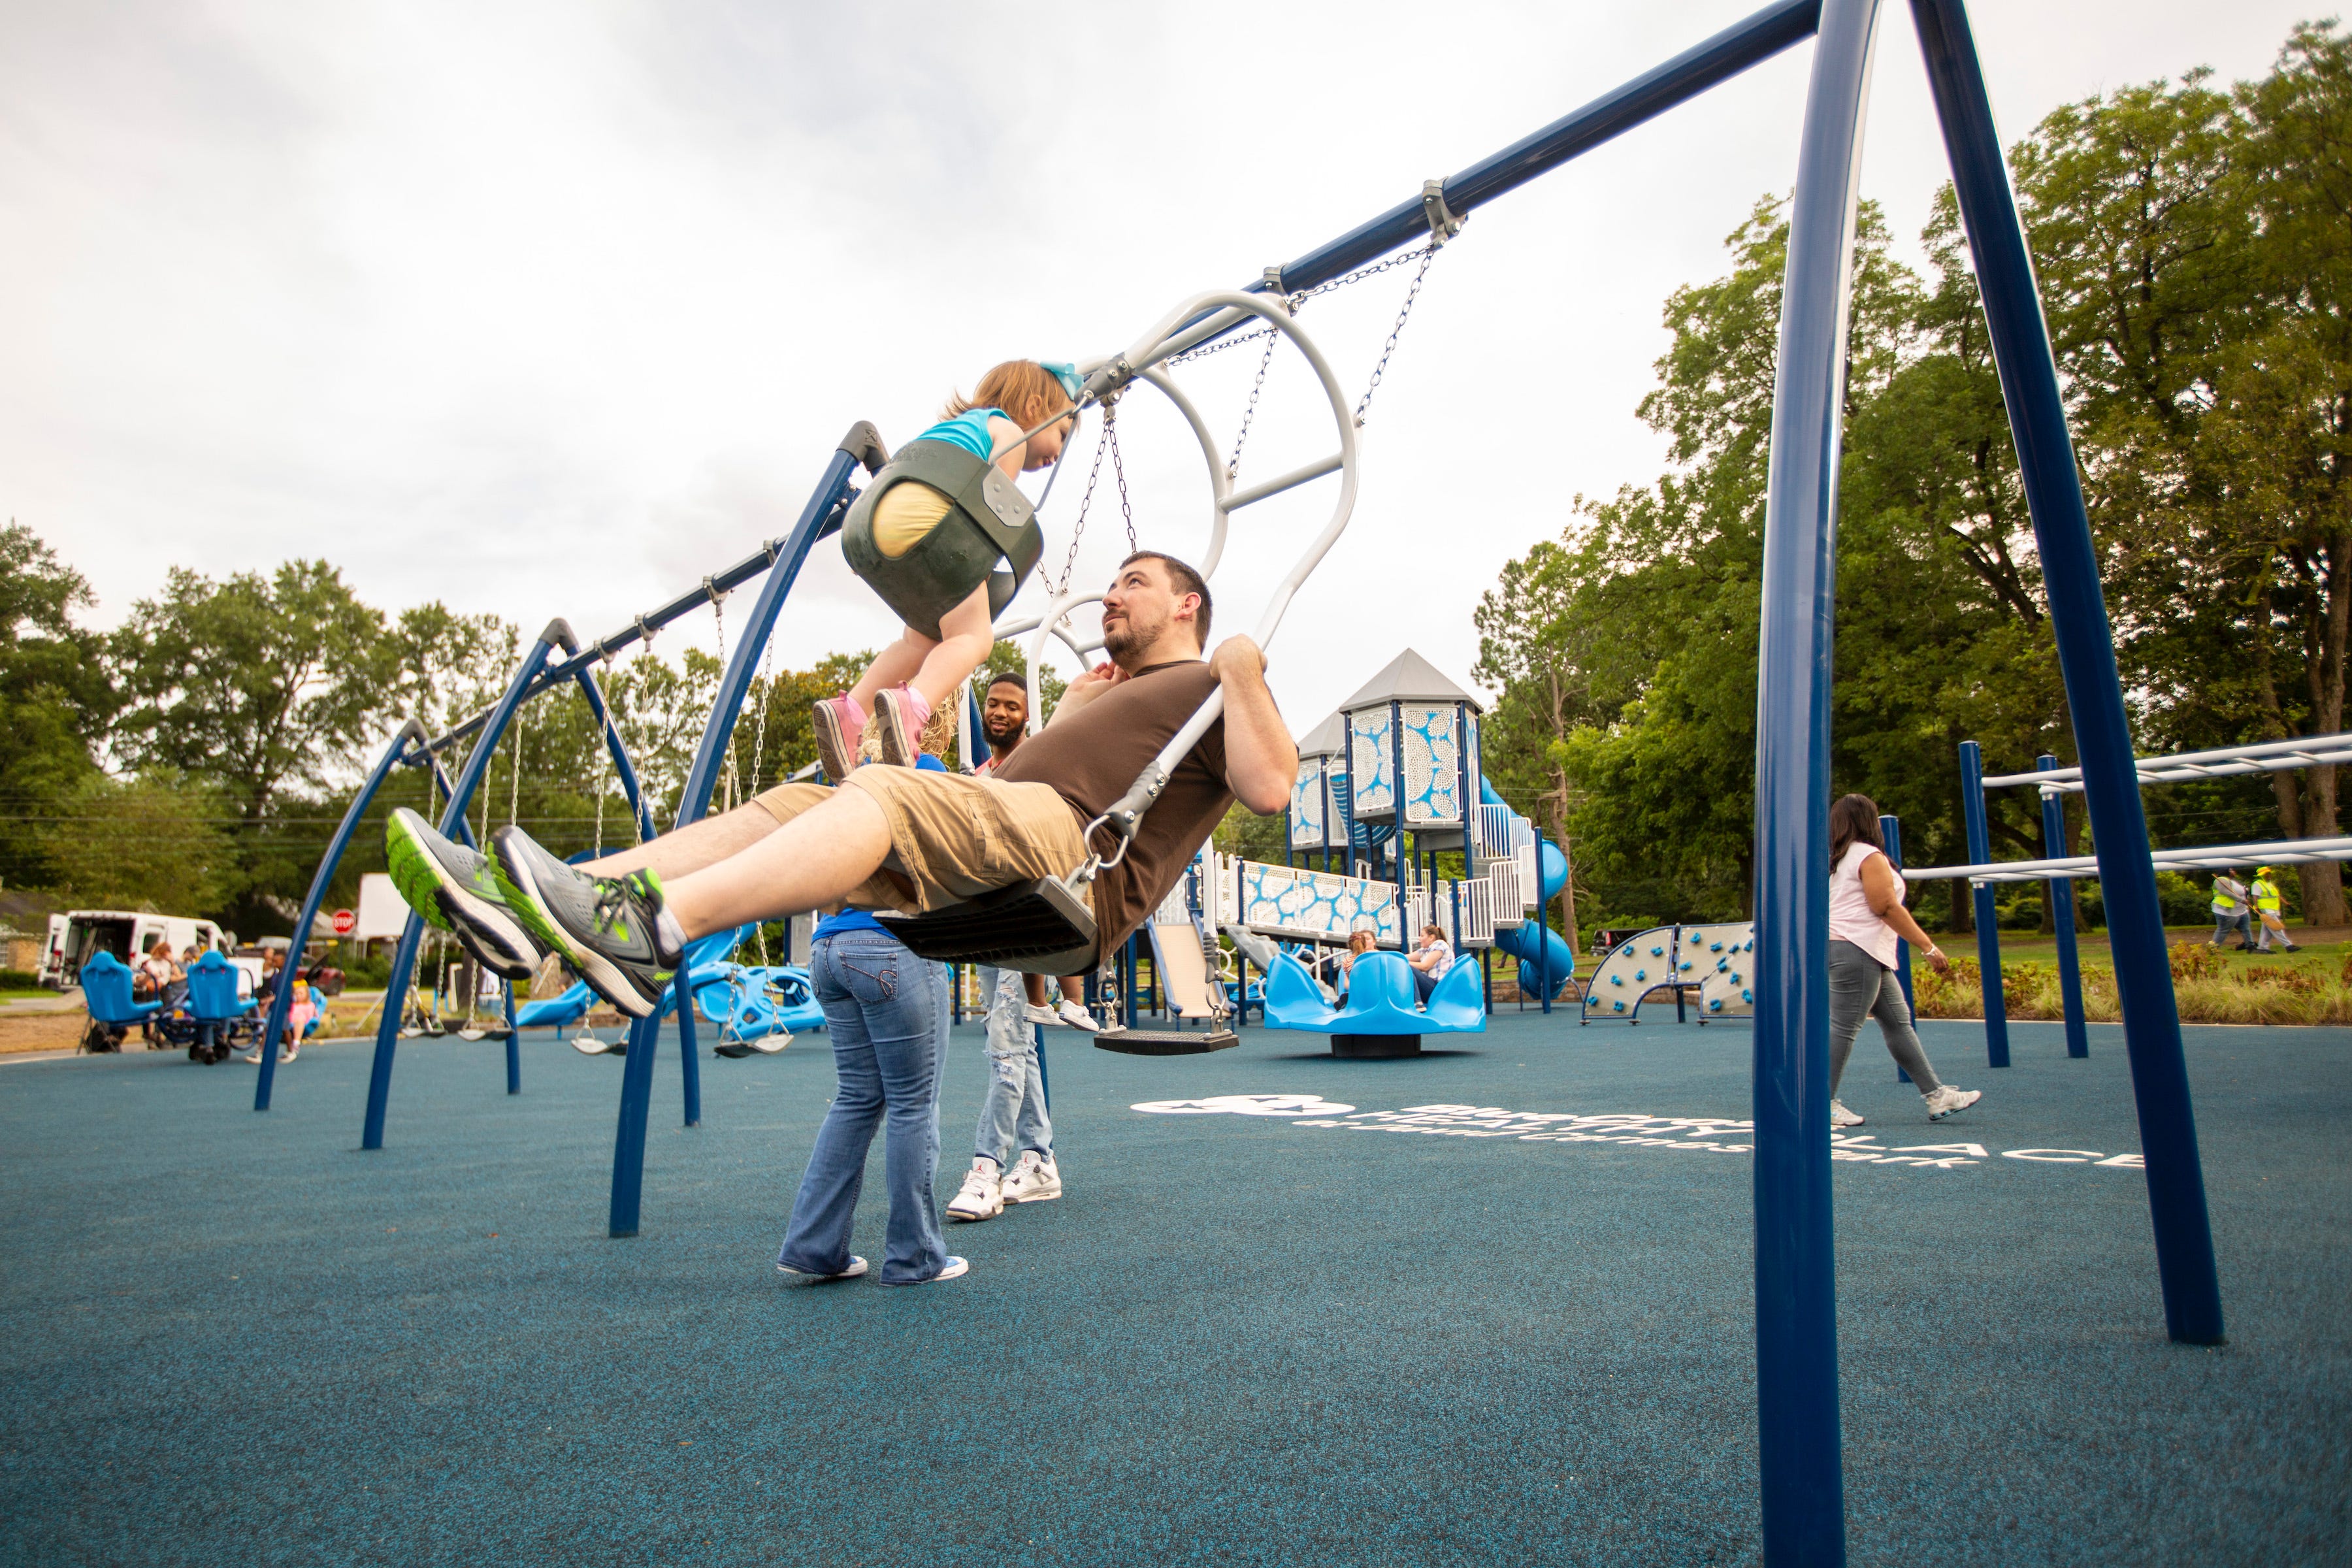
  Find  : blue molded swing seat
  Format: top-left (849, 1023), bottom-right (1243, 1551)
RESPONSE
top-left (1260, 950), bottom-right (1485, 1036)
top-left (516, 980), bottom-right (593, 1030)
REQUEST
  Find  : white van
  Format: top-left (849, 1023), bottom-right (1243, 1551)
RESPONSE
top-left (39, 911), bottom-right (227, 990)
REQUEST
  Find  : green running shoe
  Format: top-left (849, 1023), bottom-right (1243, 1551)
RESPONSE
top-left (385, 808), bottom-right (543, 981)
top-left (490, 825), bottom-right (676, 1019)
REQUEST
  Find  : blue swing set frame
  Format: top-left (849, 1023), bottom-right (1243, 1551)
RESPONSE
top-left (261, 4), bottom-right (2224, 1558)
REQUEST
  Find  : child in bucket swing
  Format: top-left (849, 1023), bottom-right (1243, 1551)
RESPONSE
top-left (813, 360), bottom-right (1081, 779)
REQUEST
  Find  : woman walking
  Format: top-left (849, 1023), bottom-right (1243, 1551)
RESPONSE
top-left (1827, 793), bottom-right (1980, 1129)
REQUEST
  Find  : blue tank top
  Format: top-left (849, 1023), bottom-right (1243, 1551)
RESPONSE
top-left (912, 408), bottom-right (1005, 462)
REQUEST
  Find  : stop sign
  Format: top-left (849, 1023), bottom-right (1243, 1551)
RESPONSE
top-left (330, 909), bottom-right (357, 936)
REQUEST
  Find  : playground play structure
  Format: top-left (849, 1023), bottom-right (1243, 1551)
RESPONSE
top-left (250, 1), bottom-right (2238, 1558)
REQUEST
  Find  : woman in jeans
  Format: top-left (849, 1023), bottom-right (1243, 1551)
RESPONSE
top-left (775, 911), bottom-right (966, 1286)
top-left (1826, 792), bottom-right (1981, 1130)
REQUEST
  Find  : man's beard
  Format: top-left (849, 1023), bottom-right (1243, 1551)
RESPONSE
top-left (982, 716), bottom-right (1022, 746)
top-left (1102, 609), bottom-right (1161, 662)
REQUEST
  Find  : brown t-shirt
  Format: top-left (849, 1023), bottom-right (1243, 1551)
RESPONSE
top-left (993, 659), bottom-right (1238, 956)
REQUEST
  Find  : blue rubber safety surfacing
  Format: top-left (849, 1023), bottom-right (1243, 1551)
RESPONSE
top-left (0, 1017), bottom-right (2344, 1565)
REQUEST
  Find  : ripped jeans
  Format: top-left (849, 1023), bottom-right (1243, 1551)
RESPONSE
top-left (972, 966), bottom-right (1052, 1168)
top-left (776, 929), bottom-right (952, 1284)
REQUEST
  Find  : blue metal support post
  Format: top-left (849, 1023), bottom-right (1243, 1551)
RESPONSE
top-left (1752, 0), bottom-right (1882, 1559)
top-left (254, 719), bottom-right (429, 1112)
top-left (608, 427), bottom-right (878, 1239)
top-left (365, 623), bottom-right (580, 1149)
top-left (1533, 831), bottom-right (1552, 1015)
top-left (2040, 755), bottom-right (2090, 1058)
top-left (1911, 0), bottom-right (2221, 1343)
top-left (1881, 813), bottom-right (1914, 1083)
top-left (1957, 740), bottom-right (2010, 1067)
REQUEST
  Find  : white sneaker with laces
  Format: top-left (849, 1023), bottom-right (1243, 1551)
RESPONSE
top-left (1022, 1002), bottom-right (1058, 1027)
top-left (777, 1254), bottom-right (868, 1280)
top-left (1830, 1099), bottom-right (1865, 1129)
top-left (1054, 998), bottom-right (1102, 1032)
top-left (1000, 1150), bottom-right (1062, 1205)
top-left (879, 1256), bottom-right (968, 1286)
top-left (947, 1160), bottom-right (1002, 1222)
top-left (1923, 1085), bottom-right (1982, 1120)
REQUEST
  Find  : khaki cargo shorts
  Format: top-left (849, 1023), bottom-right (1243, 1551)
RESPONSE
top-left (751, 774), bottom-right (1089, 918)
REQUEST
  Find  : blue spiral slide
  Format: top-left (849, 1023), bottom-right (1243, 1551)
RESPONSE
top-left (1478, 781), bottom-right (1575, 998)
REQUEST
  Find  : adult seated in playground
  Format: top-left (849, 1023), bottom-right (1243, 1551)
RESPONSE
top-left (1405, 923), bottom-right (1453, 1005)
top-left (384, 551), bottom-right (1296, 1024)
top-left (1825, 793), bottom-right (1980, 1129)
top-left (975, 670), bottom-right (1103, 1034)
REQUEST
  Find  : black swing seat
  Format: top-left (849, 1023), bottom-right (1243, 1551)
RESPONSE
top-left (876, 877), bottom-right (1100, 977)
top-left (1094, 1028), bottom-right (1239, 1056)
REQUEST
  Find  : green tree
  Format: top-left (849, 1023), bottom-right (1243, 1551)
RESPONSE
top-left (41, 773), bottom-right (237, 914)
top-left (0, 523), bottom-right (116, 889)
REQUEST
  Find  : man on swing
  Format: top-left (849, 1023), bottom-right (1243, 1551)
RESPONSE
top-left (385, 552), bottom-right (1296, 1018)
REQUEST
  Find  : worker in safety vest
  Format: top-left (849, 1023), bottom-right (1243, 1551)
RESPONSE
top-left (2249, 866), bottom-right (2302, 953)
top-left (2209, 872), bottom-right (2253, 950)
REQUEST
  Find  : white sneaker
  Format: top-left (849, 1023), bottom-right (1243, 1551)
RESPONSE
top-left (947, 1160), bottom-right (1003, 1222)
top-left (1830, 1099), bottom-right (1865, 1129)
top-left (1923, 1085), bottom-right (1982, 1121)
top-left (1000, 1150), bottom-right (1062, 1204)
top-left (1054, 998), bottom-right (1102, 1032)
top-left (879, 1256), bottom-right (968, 1286)
top-left (1022, 1002), bottom-right (1058, 1026)
top-left (777, 1254), bottom-right (868, 1280)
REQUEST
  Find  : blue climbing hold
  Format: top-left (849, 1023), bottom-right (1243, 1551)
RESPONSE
top-left (1635, 969), bottom-right (1646, 983)
top-left (1708, 998), bottom-right (1723, 1013)
top-left (1650, 944), bottom-right (1664, 956)
top-left (1612, 999), bottom-right (1626, 1013)
top-left (1710, 941), bottom-right (1723, 953)
top-left (1610, 973), bottom-right (1624, 987)
top-left (1741, 988), bottom-right (1753, 1003)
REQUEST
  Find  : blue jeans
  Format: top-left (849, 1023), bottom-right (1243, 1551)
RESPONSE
top-left (776, 930), bottom-right (953, 1284)
top-left (973, 966), bottom-right (1052, 1167)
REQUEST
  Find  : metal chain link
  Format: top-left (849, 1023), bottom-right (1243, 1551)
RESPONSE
top-left (1354, 240), bottom-right (1441, 426)
top-left (1222, 327), bottom-right (1284, 481)
top-left (1051, 399), bottom-right (1129, 595)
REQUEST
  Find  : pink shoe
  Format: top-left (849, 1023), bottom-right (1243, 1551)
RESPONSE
top-left (872, 685), bottom-right (933, 767)
top-left (812, 693), bottom-right (866, 781)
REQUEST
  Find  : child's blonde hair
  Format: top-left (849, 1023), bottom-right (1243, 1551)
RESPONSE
top-left (944, 361), bottom-right (1075, 434)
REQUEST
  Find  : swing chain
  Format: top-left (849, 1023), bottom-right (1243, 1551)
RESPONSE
top-left (1051, 394), bottom-right (1131, 595)
top-left (1354, 238), bottom-right (1441, 427)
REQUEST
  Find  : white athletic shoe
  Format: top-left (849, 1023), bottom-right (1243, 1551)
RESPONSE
top-left (1054, 998), bottom-right (1102, 1032)
top-left (947, 1160), bottom-right (1003, 1222)
top-left (1923, 1085), bottom-right (1982, 1121)
top-left (879, 1256), bottom-right (969, 1286)
top-left (1000, 1150), bottom-right (1062, 1205)
top-left (777, 1255), bottom-right (868, 1280)
top-left (1022, 1002), bottom-right (1058, 1027)
top-left (1830, 1098), bottom-right (1865, 1129)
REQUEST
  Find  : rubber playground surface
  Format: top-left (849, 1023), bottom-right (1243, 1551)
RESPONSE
top-left (1, 1012), bottom-right (2345, 1566)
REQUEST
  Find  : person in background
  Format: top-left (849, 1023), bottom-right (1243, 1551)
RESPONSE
top-left (2249, 866), bottom-right (2302, 953)
top-left (242, 949), bottom-right (296, 1065)
top-left (1825, 792), bottom-right (1978, 1128)
top-left (969, 670), bottom-right (1102, 1034)
top-left (2210, 872), bottom-right (2255, 951)
top-left (1405, 923), bottom-right (1454, 1005)
top-left (135, 938), bottom-right (183, 1041)
top-left (1321, 928), bottom-right (1378, 1005)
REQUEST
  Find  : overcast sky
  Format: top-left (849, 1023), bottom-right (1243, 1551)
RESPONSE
top-left (1, 0), bottom-right (2321, 736)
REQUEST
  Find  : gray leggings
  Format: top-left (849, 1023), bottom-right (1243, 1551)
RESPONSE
top-left (1829, 939), bottom-right (1940, 1096)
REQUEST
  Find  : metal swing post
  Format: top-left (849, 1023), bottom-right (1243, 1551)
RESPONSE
top-left (1958, 740), bottom-right (2012, 1067)
top-left (253, 719), bottom-right (430, 1113)
top-left (1750, 0), bottom-right (1882, 1560)
top-left (2039, 755), bottom-right (2091, 1059)
top-left (1911, 0), bottom-right (2221, 1343)
top-left (364, 621), bottom-right (580, 1151)
top-left (607, 427), bottom-right (880, 1239)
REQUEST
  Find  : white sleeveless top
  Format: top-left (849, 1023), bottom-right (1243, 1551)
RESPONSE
top-left (1829, 841), bottom-right (1901, 969)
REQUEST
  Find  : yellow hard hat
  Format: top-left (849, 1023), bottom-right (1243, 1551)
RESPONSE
top-left (2255, 866), bottom-right (2274, 875)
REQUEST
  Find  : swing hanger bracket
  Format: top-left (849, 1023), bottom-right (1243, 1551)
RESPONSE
top-left (1080, 356), bottom-right (1137, 404)
top-left (1422, 178), bottom-right (1466, 244)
